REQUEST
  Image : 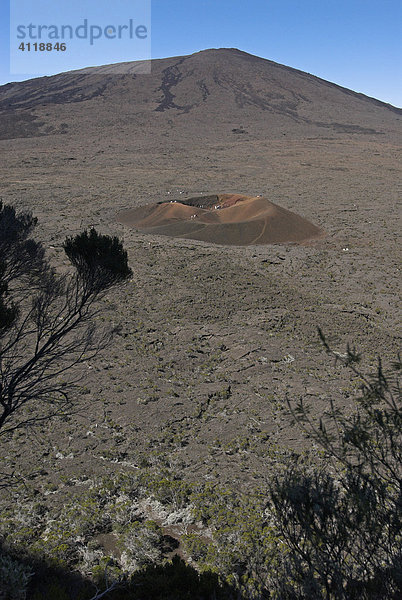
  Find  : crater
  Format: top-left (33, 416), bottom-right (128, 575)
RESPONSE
top-left (116, 193), bottom-right (325, 246)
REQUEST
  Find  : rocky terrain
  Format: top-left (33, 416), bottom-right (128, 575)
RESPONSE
top-left (0, 48), bottom-right (400, 596)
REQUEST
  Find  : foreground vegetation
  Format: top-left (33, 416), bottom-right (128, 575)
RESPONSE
top-left (0, 205), bottom-right (400, 599)
top-left (1, 347), bottom-right (400, 599)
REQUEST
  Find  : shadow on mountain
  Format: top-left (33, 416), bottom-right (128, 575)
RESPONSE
top-left (116, 555), bottom-right (237, 599)
top-left (0, 543), bottom-right (237, 600)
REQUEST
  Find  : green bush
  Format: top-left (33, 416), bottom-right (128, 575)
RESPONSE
top-left (63, 228), bottom-right (132, 292)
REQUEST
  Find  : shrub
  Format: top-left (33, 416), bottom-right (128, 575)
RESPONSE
top-left (0, 206), bottom-right (132, 438)
top-left (0, 552), bottom-right (33, 600)
top-left (269, 333), bottom-right (402, 599)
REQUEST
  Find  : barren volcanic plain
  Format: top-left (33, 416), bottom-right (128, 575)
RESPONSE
top-left (0, 47), bottom-right (401, 507)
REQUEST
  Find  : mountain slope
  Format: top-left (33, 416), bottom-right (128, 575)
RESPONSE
top-left (0, 48), bottom-right (400, 141)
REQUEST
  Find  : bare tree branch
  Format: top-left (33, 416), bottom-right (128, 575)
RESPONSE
top-left (0, 204), bottom-right (131, 440)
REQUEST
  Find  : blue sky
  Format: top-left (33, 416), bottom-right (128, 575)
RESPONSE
top-left (2, 0), bottom-right (401, 106)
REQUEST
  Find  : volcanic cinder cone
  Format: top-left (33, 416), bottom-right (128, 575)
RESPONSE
top-left (117, 194), bottom-right (325, 246)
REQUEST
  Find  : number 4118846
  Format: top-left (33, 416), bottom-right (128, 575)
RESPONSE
top-left (18, 42), bottom-right (67, 51)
